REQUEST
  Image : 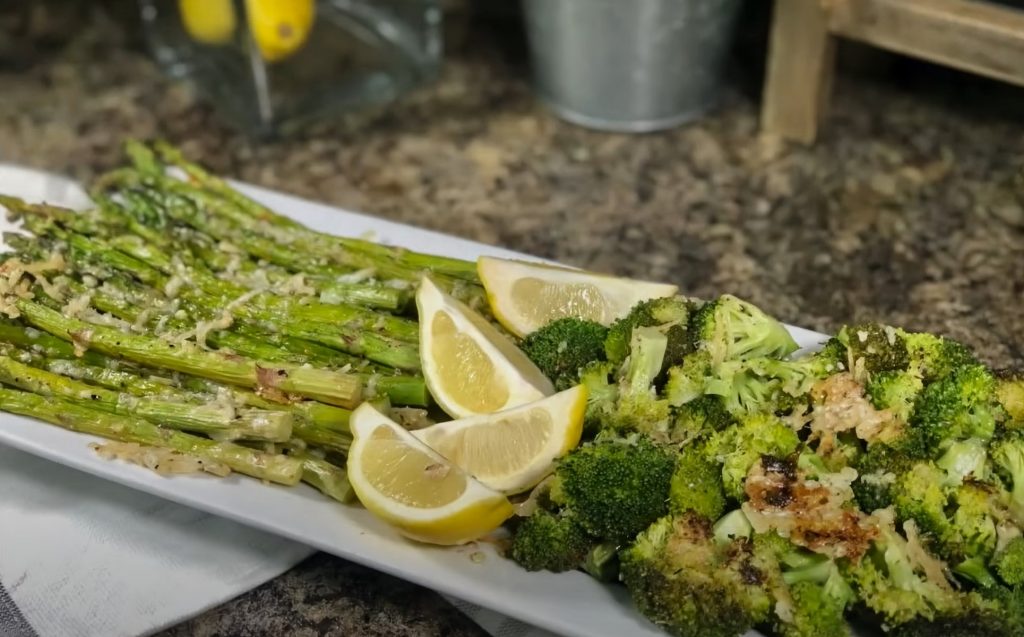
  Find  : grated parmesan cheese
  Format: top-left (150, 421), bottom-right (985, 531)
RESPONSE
top-left (62, 292), bottom-right (93, 319)
top-left (90, 441), bottom-right (231, 477)
top-left (336, 268), bottom-right (376, 284)
top-left (163, 275), bottom-right (186, 298)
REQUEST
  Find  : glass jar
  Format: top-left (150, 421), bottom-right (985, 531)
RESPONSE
top-left (139, 0), bottom-right (442, 136)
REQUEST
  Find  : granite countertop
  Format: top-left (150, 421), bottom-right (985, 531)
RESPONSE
top-left (2, 6), bottom-right (1024, 637)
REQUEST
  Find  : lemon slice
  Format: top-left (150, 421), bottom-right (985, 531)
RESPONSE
top-left (477, 256), bottom-right (679, 338)
top-left (417, 276), bottom-right (553, 418)
top-left (414, 385), bottom-right (587, 494)
top-left (347, 403), bottom-right (513, 545)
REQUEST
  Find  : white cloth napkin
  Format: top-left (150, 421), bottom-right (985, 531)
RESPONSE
top-left (0, 445), bottom-right (313, 637)
top-left (0, 444), bottom-right (556, 637)
top-left (0, 165), bottom-right (557, 637)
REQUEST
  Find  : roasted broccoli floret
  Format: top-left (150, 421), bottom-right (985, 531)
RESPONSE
top-left (713, 508), bottom-right (754, 544)
top-left (975, 584), bottom-right (1024, 637)
top-left (887, 590), bottom-right (1014, 637)
top-left (852, 469), bottom-right (899, 514)
top-left (996, 369), bottom-right (1024, 428)
top-left (599, 327), bottom-right (673, 435)
top-left (604, 296), bottom-right (694, 369)
top-left (686, 294), bottom-right (798, 367)
top-left (992, 433), bottom-right (1024, 520)
top-left (937, 438), bottom-right (991, 485)
top-left (620, 513), bottom-right (774, 637)
top-left (892, 462), bottom-right (956, 554)
top-left (697, 344), bottom-right (845, 417)
top-left (520, 317), bottom-right (608, 390)
top-left (912, 364), bottom-right (999, 449)
top-left (953, 554), bottom-right (999, 589)
top-left (836, 323), bottom-right (909, 374)
top-left (669, 444), bottom-right (727, 521)
top-left (781, 580), bottom-right (851, 637)
top-left (852, 433), bottom-right (930, 512)
top-left (555, 436), bottom-right (676, 543)
top-left (702, 360), bottom-right (788, 416)
top-left (847, 514), bottom-right (960, 627)
top-left (705, 412), bottom-right (800, 500)
top-left (901, 330), bottom-right (979, 383)
top-left (509, 510), bottom-right (592, 572)
top-left (581, 541), bottom-right (619, 582)
top-left (668, 394), bottom-right (734, 443)
top-left (754, 531), bottom-right (854, 637)
top-left (891, 461), bottom-right (998, 566)
top-left (665, 349), bottom-right (714, 407)
top-left (578, 360), bottom-right (617, 434)
top-left (949, 482), bottom-right (999, 562)
top-left (821, 433), bottom-right (864, 473)
top-left (993, 536), bottom-right (1024, 586)
top-left (866, 368), bottom-right (924, 423)
top-left (848, 511), bottom-right (1018, 636)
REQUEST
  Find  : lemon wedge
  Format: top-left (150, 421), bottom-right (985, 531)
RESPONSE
top-left (347, 403), bottom-right (513, 545)
top-left (245, 0), bottom-right (316, 62)
top-left (417, 276), bottom-right (553, 418)
top-left (477, 256), bottom-right (679, 338)
top-left (414, 385), bottom-right (587, 495)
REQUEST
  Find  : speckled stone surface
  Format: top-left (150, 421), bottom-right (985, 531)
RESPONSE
top-left (2, 7), bottom-right (1024, 636)
top-left (157, 556), bottom-right (489, 637)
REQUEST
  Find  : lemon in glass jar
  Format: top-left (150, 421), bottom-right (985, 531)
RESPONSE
top-left (245, 0), bottom-right (317, 62)
top-left (178, 0), bottom-right (237, 45)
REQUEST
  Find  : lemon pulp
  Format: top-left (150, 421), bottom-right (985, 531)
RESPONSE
top-left (362, 427), bottom-right (466, 508)
top-left (427, 408), bottom-right (552, 478)
top-left (429, 311), bottom-right (510, 413)
top-left (510, 278), bottom-right (608, 325)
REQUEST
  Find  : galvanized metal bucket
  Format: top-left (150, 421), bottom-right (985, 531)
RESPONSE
top-left (522, 0), bottom-right (742, 132)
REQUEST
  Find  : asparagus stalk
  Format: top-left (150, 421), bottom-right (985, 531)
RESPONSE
top-left (107, 233), bottom-right (419, 342)
top-left (149, 140), bottom-right (481, 282)
top-left (148, 140), bottom-right (302, 229)
top-left (15, 300), bottom-right (364, 408)
top-left (75, 274), bottom-right (430, 405)
top-left (45, 349), bottom-right (356, 451)
top-left (3, 308), bottom-right (354, 463)
top-left (0, 319), bottom-right (111, 367)
top-left (291, 451), bottom-right (355, 503)
top-left (45, 356), bottom-right (194, 398)
top-left (10, 199), bottom-right (421, 344)
top-left (230, 323), bottom-right (377, 370)
top-left (127, 178), bottom-right (483, 301)
top-left (318, 281), bottom-right (409, 313)
top-left (39, 268), bottom-right (431, 408)
top-left (53, 223), bottom-right (423, 370)
top-left (0, 354), bottom-right (292, 441)
top-left (23, 217), bottom-right (423, 370)
top-left (0, 387), bottom-right (304, 485)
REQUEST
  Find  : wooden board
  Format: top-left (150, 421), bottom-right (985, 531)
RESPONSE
top-left (762, 0), bottom-right (1024, 143)
top-left (761, 0), bottom-right (837, 145)
top-left (830, 0), bottom-right (1024, 88)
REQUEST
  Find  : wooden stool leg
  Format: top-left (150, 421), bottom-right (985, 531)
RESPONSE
top-left (761, 0), bottom-right (838, 144)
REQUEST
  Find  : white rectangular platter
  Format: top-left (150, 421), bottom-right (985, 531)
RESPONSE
top-left (0, 164), bottom-right (827, 637)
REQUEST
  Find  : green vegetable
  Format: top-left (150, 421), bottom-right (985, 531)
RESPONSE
top-left (521, 317), bottom-right (608, 390)
top-left (555, 436), bottom-right (676, 544)
top-left (509, 510), bottom-right (592, 573)
top-left (620, 513), bottom-right (774, 637)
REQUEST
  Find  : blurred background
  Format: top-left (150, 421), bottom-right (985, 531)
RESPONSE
top-left (2, 0), bottom-right (1021, 362)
